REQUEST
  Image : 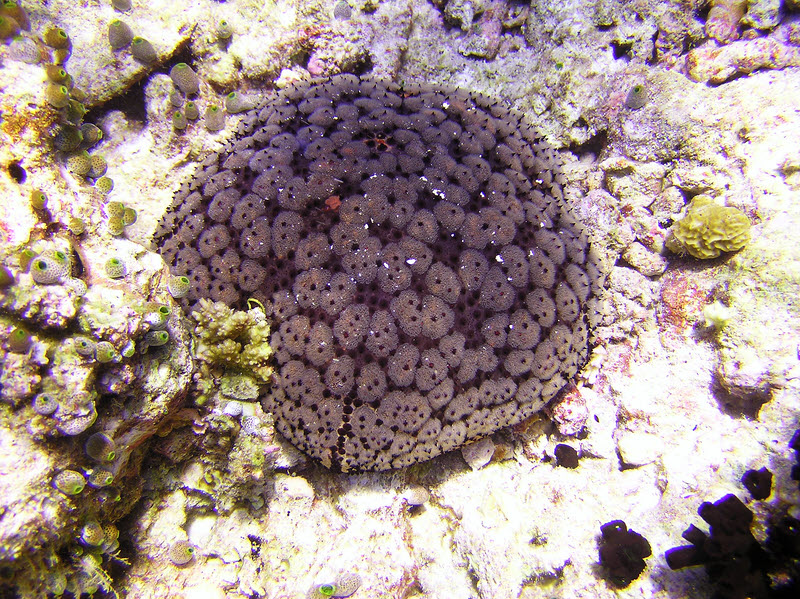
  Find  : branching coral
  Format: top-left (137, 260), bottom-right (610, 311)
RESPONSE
top-left (191, 298), bottom-right (274, 399)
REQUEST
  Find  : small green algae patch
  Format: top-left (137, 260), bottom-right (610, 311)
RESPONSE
top-left (666, 195), bottom-right (751, 259)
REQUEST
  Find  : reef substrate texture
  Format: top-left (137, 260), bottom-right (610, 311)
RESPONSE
top-left (153, 75), bottom-right (603, 472)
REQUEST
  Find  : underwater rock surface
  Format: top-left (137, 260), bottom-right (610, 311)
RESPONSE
top-left (153, 74), bottom-right (604, 471)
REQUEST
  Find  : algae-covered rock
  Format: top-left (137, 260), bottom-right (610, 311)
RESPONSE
top-left (665, 195), bottom-right (751, 259)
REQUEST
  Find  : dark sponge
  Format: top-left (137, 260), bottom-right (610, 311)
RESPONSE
top-left (153, 75), bottom-right (604, 472)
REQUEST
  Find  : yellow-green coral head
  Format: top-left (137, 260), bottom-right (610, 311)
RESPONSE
top-left (95, 176), bottom-right (114, 194)
top-left (184, 101), bottom-right (199, 120)
top-left (172, 110), bottom-right (188, 131)
top-left (0, 265), bottom-right (14, 287)
top-left (666, 195), bottom-right (751, 259)
top-left (625, 84), bottom-right (647, 110)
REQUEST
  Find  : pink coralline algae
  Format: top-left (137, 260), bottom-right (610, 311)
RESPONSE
top-left (686, 36), bottom-right (800, 83)
top-left (705, 0), bottom-right (747, 44)
top-left (688, 14), bottom-right (800, 83)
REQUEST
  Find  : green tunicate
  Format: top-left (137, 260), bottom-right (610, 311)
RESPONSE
top-left (66, 151), bottom-right (92, 177)
top-left (107, 19), bottom-right (133, 50)
top-left (73, 335), bottom-right (96, 356)
top-left (30, 189), bottom-right (47, 211)
top-left (45, 64), bottom-right (69, 84)
top-left (625, 84), bottom-right (647, 110)
top-left (53, 124), bottom-right (83, 152)
top-left (331, 573), bottom-right (361, 597)
top-left (69, 87), bottom-right (86, 102)
top-left (145, 330), bottom-right (170, 347)
top-left (89, 154), bottom-right (107, 178)
top-left (120, 340), bottom-right (135, 357)
top-left (66, 99), bottom-right (86, 124)
top-left (145, 304), bottom-right (171, 328)
top-left (8, 327), bottom-right (31, 353)
top-left (0, 15), bottom-right (20, 39)
top-left (333, 1), bottom-right (352, 20)
top-left (169, 90), bottom-right (184, 108)
top-left (45, 83), bottom-right (70, 108)
top-left (106, 201), bottom-right (125, 218)
top-left (80, 123), bottom-right (103, 147)
top-left (8, 35), bottom-right (40, 64)
top-left (131, 36), bottom-right (157, 64)
top-left (97, 486), bottom-right (121, 505)
top-left (2, 2), bottom-right (29, 30)
top-left (105, 257), bottom-right (126, 279)
top-left (216, 19), bottom-right (233, 40)
top-left (122, 207), bottom-right (137, 226)
top-left (316, 584), bottom-right (336, 597)
top-left (169, 62), bottom-right (200, 95)
top-left (168, 274), bottom-right (191, 298)
top-left (32, 392), bottom-right (58, 415)
top-left (57, 406), bottom-right (97, 436)
top-left (0, 265), bottom-right (13, 287)
top-left (18, 248), bottom-right (35, 271)
top-left (107, 216), bottom-right (125, 236)
top-left (64, 277), bottom-right (87, 296)
top-left (172, 110), bottom-right (188, 131)
top-left (87, 468), bottom-right (114, 488)
top-left (204, 105), bottom-right (225, 132)
top-left (81, 520), bottom-right (105, 546)
top-left (67, 216), bottom-right (85, 235)
top-left (95, 341), bottom-right (116, 363)
top-left (30, 254), bottom-right (68, 284)
top-left (168, 541), bottom-right (195, 565)
top-left (666, 195), bottom-right (752, 259)
top-left (44, 26), bottom-right (70, 49)
top-left (224, 91), bottom-right (253, 114)
top-left (53, 470), bottom-right (85, 495)
top-left (184, 101), bottom-right (199, 120)
top-left (95, 176), bottom-right (114, 194)
top-left (53, 47), bottom-right (71, 64)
